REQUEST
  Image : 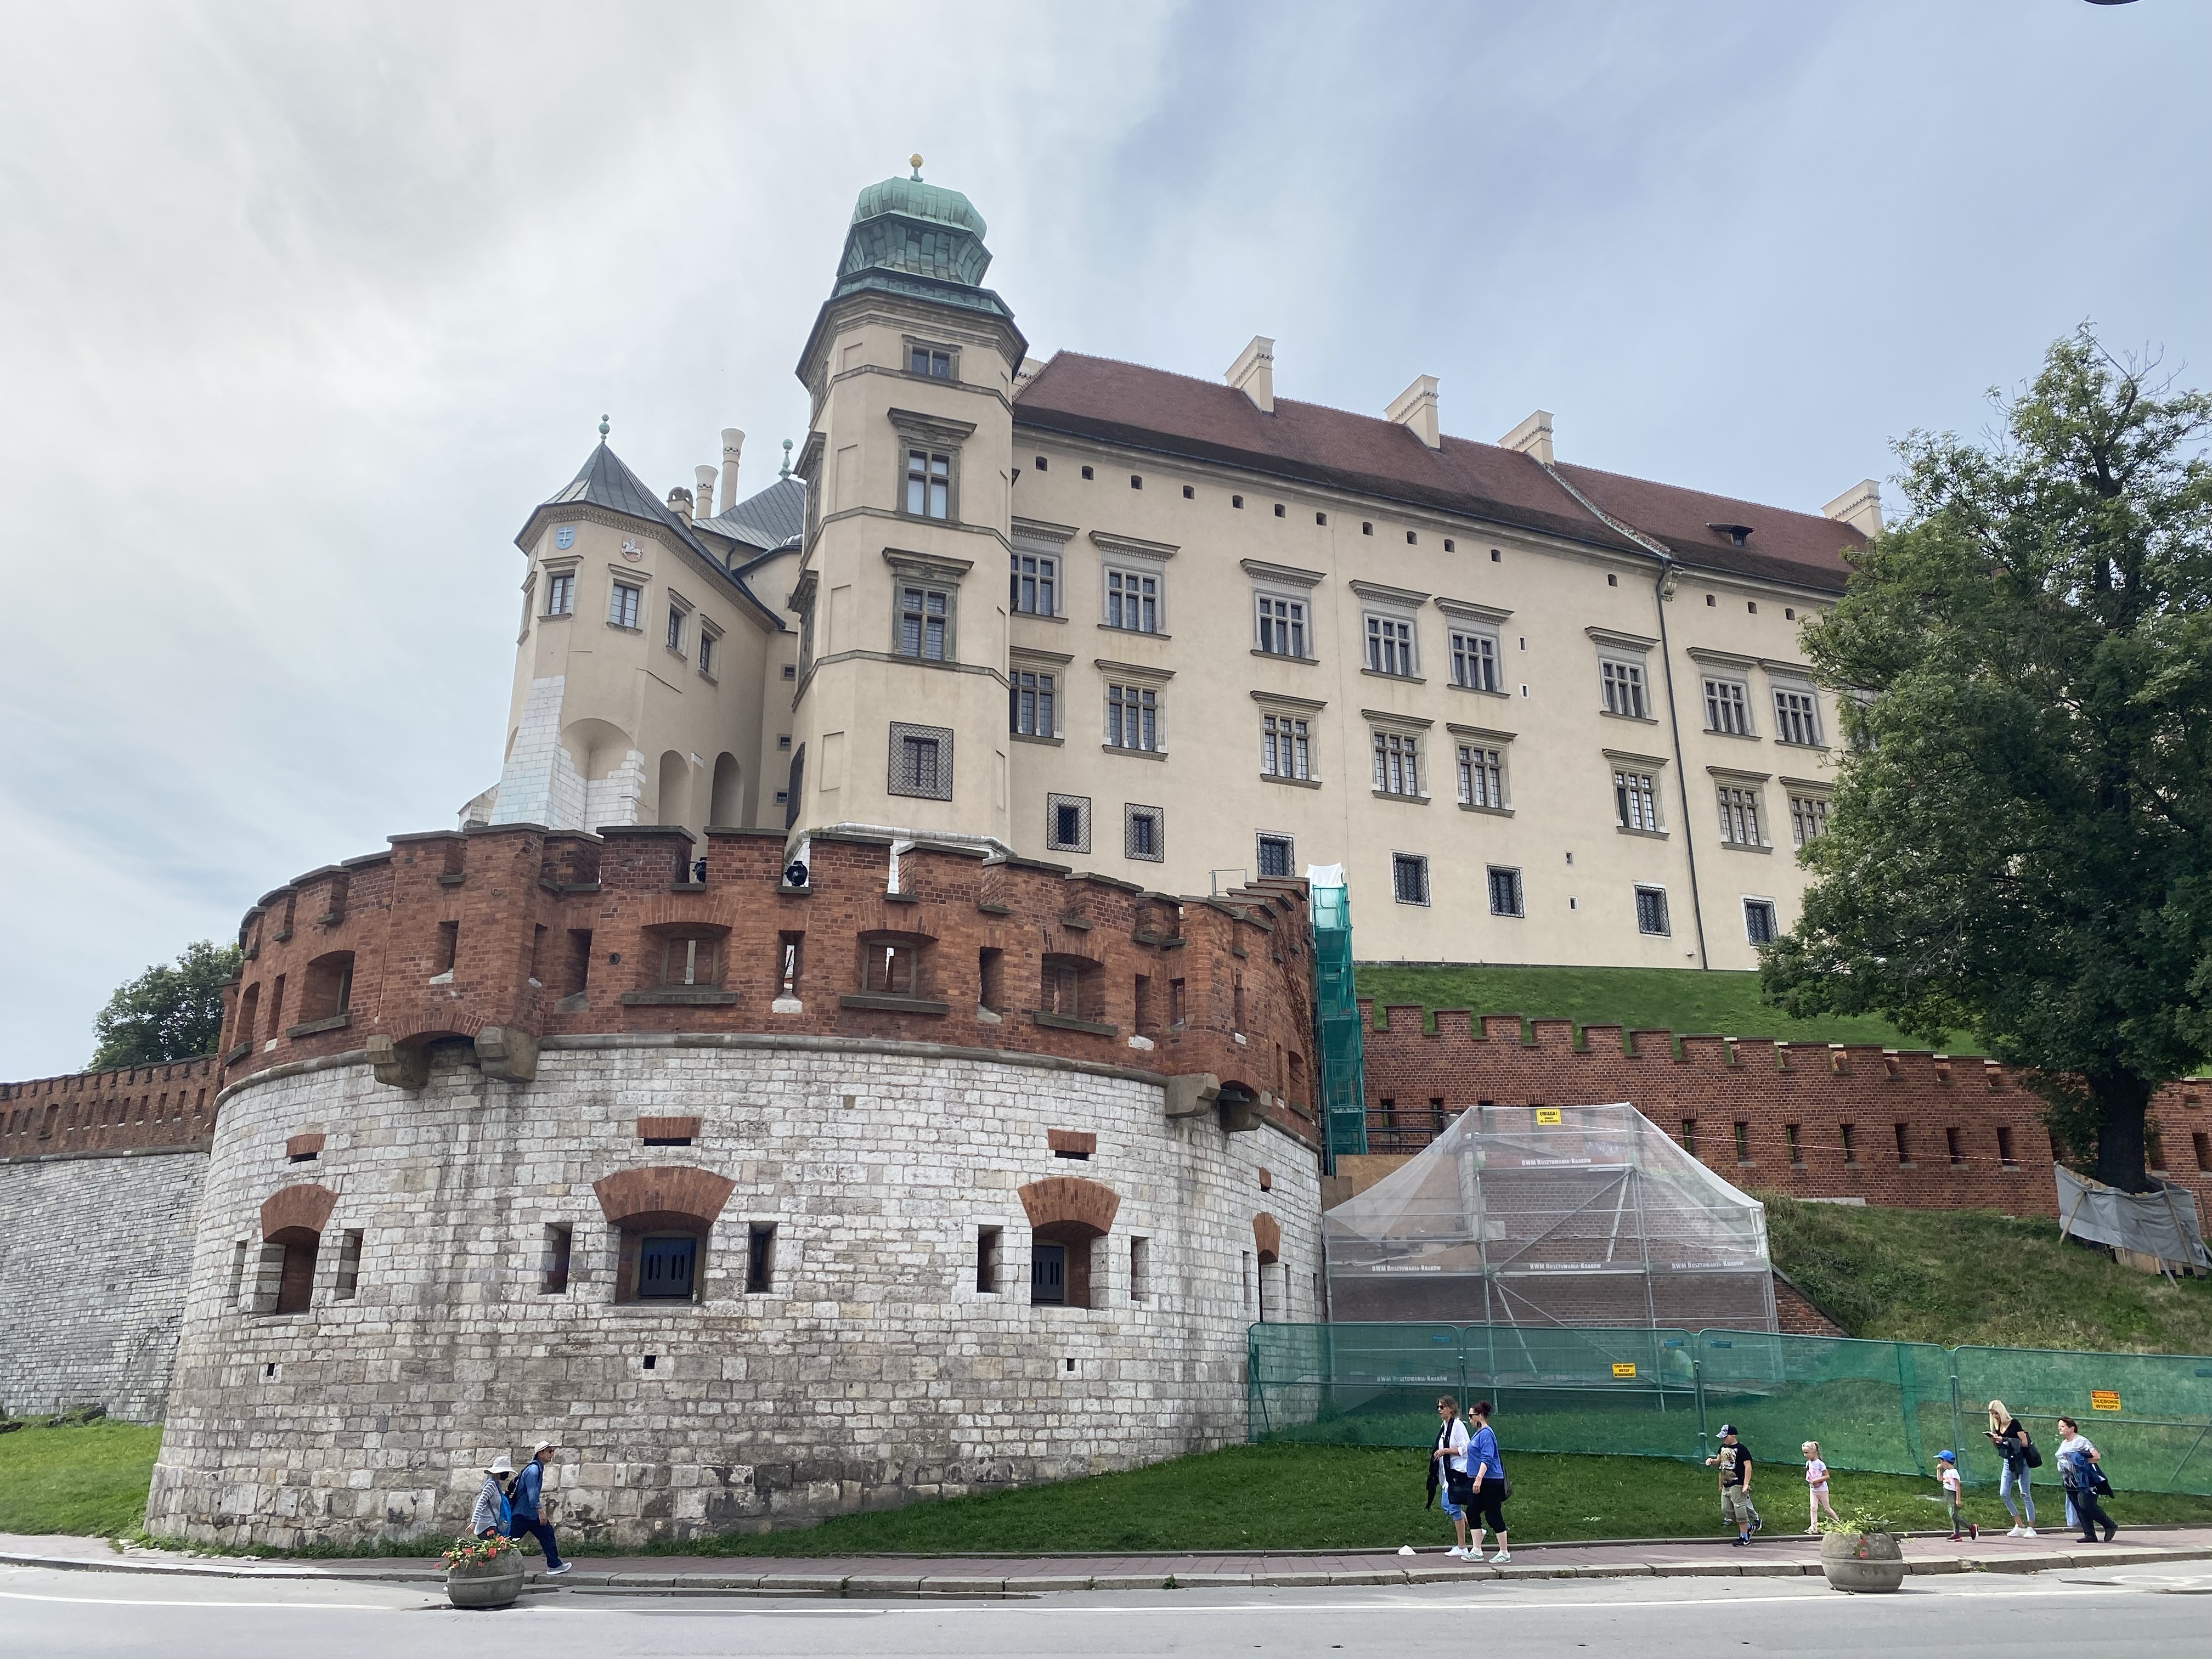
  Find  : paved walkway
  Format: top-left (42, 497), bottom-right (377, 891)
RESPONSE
top-left (7, 1527), bottom-right (2211, 1595)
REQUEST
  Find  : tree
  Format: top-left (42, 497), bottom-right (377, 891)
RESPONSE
top-left (88, 940), bottom-right (242, 1070)
top-left (1762, 330), bottom-right (2212, 1193)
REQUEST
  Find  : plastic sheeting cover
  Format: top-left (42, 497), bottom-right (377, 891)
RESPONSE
top-left (2056, 1165), bottom-right (2210, 1269)
top-left (1324, 1101), bottom-right (1777, 1330)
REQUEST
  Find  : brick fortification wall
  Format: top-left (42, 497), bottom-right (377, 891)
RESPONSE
top-left (1, 1058), bottom-right (221, 1158)
top-left (140, 825), bottom-right (1324, 1547)
top-left (1355, 1006), bottom-right (2212, 1219)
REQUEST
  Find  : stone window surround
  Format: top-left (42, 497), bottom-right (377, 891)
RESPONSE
top-left (1353, 579), bottom-right (1429, 681)
top-left (1589, 626), bottom-right (1658, 721)
top-left (1437, 596), bottom-right (1510, 696)
top-left (1254, 689), bottom-right (1325, 787)
top-left (538, 553), bottom-right (582, 620)
top-left (1093, 530), bottom-right (1177, 636)
top-left (1046, 791), bottom-right (1092, 854)
top-left (1099, 658), bottom-right (1172, 757)
top-left (1606, 746), bottom-right (1671, 838)
top-left (1010, 646), bottom-right (1071, 743)
top-left (899, 333), bottom-right (963, 385)
top-left (592, 1163), bottom-right (737, 1307)
top-left (1011, 516), bottom-right (1077, 619)
top-left (888, 407), bottom-right (977, 525)
top-left (1742, 893), bottom-right (1780, 945)
top-left (663, 586), bottom-right (693, 658)
top-left (1365, 707), bottom-right (1432, 802)
top-left (1708, 765), bottom-right (1774, 852)
top-left (888, 720), bottom-right (955, 802)
top-left (1446, 721), bottom-right (1515, 815)
top-left (884, 549), bottom-right (973, 662)
top-left (1244, 558), bottom-right (1323, 661)
top-left (606, 565), bottom-right (649, 633)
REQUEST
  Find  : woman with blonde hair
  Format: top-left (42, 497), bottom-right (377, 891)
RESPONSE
top-left (1984, 1400), bottom-right (2038, 1536)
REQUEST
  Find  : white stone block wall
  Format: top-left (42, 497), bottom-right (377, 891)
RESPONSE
top-left (0, 1148), bottom-right (207, 1421)
top-left (146, 1041), bottom-right (1321, 1547)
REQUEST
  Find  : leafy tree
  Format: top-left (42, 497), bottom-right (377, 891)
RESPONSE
top-left (88, 940), bottom-right (242, 1070)
top-left (1763, 331), bottom-right (2212, 1192)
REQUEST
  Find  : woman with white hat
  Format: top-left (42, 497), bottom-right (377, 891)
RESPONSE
top-left (469, 1454), bottom-right (515, 1539)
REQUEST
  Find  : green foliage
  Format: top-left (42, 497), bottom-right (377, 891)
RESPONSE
top-left (1763, 331), bottom-right (2212, 1190)
top-left (88, 940), bottom-right (241, 1070)
top-left (1357, 963), bottom-right (1965, 1052)
top-left (1819, 1503), bottom-right (1901, 1537)
top-left (0, 1420), bottom-right (161, 1537)
top-left (1762, 1191), bottom-right (2212, 1352)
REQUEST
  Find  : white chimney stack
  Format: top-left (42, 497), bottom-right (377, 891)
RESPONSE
top-left (1500, 409), bottom-right (1555, 467)
top-left (694, 465), bottom-right (718, 521)
top-left (1226, 336), bottom-right (1274, 414)
top-left (1822, 479), bottom-right (1884, 538)
top-left (1387, 375), bottom-right (1441, 449)
top-left (720, 428), bottom-right (745, 511)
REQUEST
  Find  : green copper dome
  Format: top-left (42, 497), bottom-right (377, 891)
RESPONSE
top-left (848, 174), bottom-right (987, 239)
top-left (835, 166), bottom-right (995, 294)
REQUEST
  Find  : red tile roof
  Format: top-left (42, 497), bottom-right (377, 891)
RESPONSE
top-left (1013, 352), bottom-right (1861, 594)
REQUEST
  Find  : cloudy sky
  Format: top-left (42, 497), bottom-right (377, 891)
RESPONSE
top-left (2, 1), bottom-right (2205, 1079)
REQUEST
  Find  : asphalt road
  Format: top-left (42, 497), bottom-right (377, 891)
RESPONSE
top-left (6, 1560), bottom-right (2211, 1658)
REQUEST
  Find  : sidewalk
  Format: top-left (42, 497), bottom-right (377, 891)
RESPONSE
top-left (7, 1527), bottom-right (2210, 1596)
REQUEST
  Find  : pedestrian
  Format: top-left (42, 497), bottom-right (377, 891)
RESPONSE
top-left (1983, 1401), bottom-right (2038, 1537)
top-left (469, 1454), bottom-right (514, 1539)
top-left (1934, 1451), bottom-right (1977, 1541)
top-left (2056, 1417), bottom-right (2117, 1544)
top-left (1465, 1400), bottom-right (1511, 1564)
top-left (1429, 1396), bottom-right (1476, 1559)
top-left (1802, 1441), bottom-right (1839, 1533)
top-left (1703, 1424), bottom-right (1761, 1545)
top-left (509, 1438), bottom-right (572, 1576)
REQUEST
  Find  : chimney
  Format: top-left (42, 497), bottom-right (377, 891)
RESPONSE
top-left (1499, 409), bottom-right (1555, 467)
top-left (719, 428), bottom-right (745, 510)
top-left (1386, 375), bottom-right (1441, 449)
top-left (1014, 356), bottom-right (1047, 393)
top-left (1822, 479), bottom-right (1884, 538)
top-left (666, 485), bottom-right (693, 526)
top-left (694, 465), bottom-right (718, 521)
top-left (1226, 336), bottom-right (1274, 413)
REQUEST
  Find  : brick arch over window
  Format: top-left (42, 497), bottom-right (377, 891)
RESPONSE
top-left (261, 1182), bottom-right (337, 1240)
top-left (592, 1164), bottom-right (736, 1237)
top-left (1018, 1175), bottom-right (1120, 1236)
top-left (1252, 1210), bottom-right (1282, 1266)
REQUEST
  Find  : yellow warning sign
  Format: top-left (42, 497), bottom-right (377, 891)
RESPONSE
top-left (2090, 1390), bottom-right (2121, 1413)
top-left (1534, 1108), bottom-right (1563, 1126)
top-left (1612, 1362), bottom-right (1638, 1379)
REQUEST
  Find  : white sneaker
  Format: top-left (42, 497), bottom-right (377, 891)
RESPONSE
top-left (2022, 1528), bottom-right (2037, 1538)
top-left (2006, 1526), bottom-right (2023, 1537)
top-left (1489, 1550), bottom-right (1512, 1564)
top-left (1446, 1546), bottom-right (1468, 1559)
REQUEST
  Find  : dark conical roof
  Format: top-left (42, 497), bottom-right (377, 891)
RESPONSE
top-left (702, 476), bottom-right (805, 554)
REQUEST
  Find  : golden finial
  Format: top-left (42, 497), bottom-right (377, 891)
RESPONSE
top-left (909, 153), bottom-right (924, 179)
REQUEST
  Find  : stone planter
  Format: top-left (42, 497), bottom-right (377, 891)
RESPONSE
top-left (446, 1552), bottom-right (526, 1610)
top-left (1820, 1530), bottom-right (1905, 1593)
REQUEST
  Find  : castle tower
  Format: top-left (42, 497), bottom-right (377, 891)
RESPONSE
top-left (785, 161), bottom-right (1027, 853)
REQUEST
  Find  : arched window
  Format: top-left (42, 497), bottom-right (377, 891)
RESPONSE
top-left (594, 1165), bottom-right (735, 1306)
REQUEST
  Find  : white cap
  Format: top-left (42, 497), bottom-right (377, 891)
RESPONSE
top-left (534, 1439), bottom-right (555, 1453)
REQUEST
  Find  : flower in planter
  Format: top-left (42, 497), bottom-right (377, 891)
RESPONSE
top-left (442, 1533), bottom-right (522, 1568)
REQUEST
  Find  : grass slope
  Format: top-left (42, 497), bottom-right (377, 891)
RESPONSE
top-left (1356, 963), bottom-right (1968, 1053)
top-left (0, 1421), bottom-right (161, 1537)
top-left (1763, 1193), bottom-right (2212, 1353)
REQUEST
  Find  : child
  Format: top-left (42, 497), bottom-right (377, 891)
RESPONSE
top-left (1936, 1451), bottom-right (1977, 1542)
top-left (1803, 1441), bottom-right (1839, 1533)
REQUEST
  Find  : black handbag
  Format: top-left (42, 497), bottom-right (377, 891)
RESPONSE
top-left (2023, 1439), bottom-right (2044, 1470)
top-left (1446, 1468), bottom-right (1475, 1506)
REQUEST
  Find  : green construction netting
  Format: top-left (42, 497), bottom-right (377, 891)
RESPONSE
top-left (1248, 1322), bottom-right (2212, 1494)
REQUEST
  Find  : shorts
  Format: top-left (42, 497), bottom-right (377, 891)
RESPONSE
top-left (1721, 1486), bottom-right (1758, 1527)
top-left (1441, 1496), bottom-right (1466, 1521)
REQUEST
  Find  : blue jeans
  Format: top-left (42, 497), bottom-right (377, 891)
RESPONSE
top-left (2000, 1460), bottom-right (2034, 1524)
top-left (510, 1515), bottom-right (563, 1570)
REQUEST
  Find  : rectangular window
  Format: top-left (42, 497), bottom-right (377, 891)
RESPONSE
top-left (1841, 1123), bottom-right (1858, 1164)
top-left (1717, 785), bottom-right (1764, 847)
top-left (899, 585), bottom-right (950, 659)
top-left (2193, 1131), bottom-right (2210, 1173)
top-left (1107, 684), bottom-right (1159, 751)
top-left (1601, 658), bottom-right (1647, 717)
top-left (1169, 978), bottom-right (1186, 1025)
top-left (636, 1233), bottom-right (697, 1300)
top-left (332, 1229), bottom-right (362, 1300)
top-left (665, 607), bottom-right (685, 652)
top-left (1364, 614), bottom-right (1415, 676)
top-left (975, 1227), bottom-right (1000, 1293)
top-left (544, 571), bottom-right (574, 615)
top-left (1790, 794), bottom-right (1830, 847)
top-left (1373, 731), bottom-right (1421, 797)
top-left (862, 941), bottom-right (920, 995)
top-left (1009, 552), bottom-right (1057, 615)
top-left (1255, 594), bottom-right (1307, 657)
top-left (1734, 1121), bottom-right (1751, 1163)
top-left (1744, 899), bottom-right (1777, 944)
top-left (978, 947), bottom-right (1005, 1013)
top-left (1681, 1119), bottom-right (1699, 1156)
top-left (905, 448), bottom-right (950, 519)
top-left (1634, 884), bottom-right (1670, 935)
top-left (1450, 630), bottom-right (1499, 691)
top-left (746, 1223), bottom-right (776, 1293)
top-left (897, 732), bottom-right (944, 795)
top-left (1011, 669), bottom-right (1056, 737)
top-left (1487, 866), bottom-right (1523, 917)
top-left (909, 345), bottom-right (952, 378)
top-left (1130, 1235), bottom-right (1149, 1304)
top-left (1125, 803), bottom-right (1164, 861)
top-left (1774, 687), bottom-right (1822, 745)
top-left (1996, 1125), bottom-right (2015, 1167)
top-left (1457, 744), bottom-right (1505, 809)
top-left (433, 920), bottom-right (460, 977)
top-left (541, 1224), bottom-right (572, 1294)
top-left (1786, 1123), bottom-right (1803, 1164)
top-left (1046, 793), bottom-right (1090, 853)
top-left (697, 629), bottom-right (716, 676)
top-left (1261, 713), bottom-right (1310, 780)
top-left (1946, 1127), bottom-right (1963, 1166)
top-left (1895, 1122), bottom-right (1912, 1163)
top-left (1392, 853), bottom-right (1430, 906)
top-left (660, 934), bottom-right (719, 987)
top-left (608, 582), bottom-right (641, 629)
top-left (1704, 678), bottom-right (1751, 735)
top-left (1105, 567), bottom-right (1159, 633)
top-left (1031, 1242), bottom-right (1066, 1305)
top-left (1256, 834), bottom-right (1294, 879)
top-left (1615, 769), bottom-right (1661, 832)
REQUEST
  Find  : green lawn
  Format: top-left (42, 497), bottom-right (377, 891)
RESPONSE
top-left (0, 1421), bottom-right (160, 1537)
top-left (1763, 1193), bottom-right (2212, 1353)
top-left (1356, 963), bottom-right (1968, 1053)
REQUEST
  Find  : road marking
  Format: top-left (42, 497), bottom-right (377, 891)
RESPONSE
top-left (0, 1589), bottom-right (420, 1611)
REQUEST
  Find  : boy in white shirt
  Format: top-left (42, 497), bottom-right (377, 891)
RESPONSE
top-left (1802, 1441), bottom-right (1839, 1533)
top-left (1936, 1451), bottom-right (1977, 1541)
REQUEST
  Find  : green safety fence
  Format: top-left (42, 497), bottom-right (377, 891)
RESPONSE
top-left (1308, 882), bottom-right (1367, 1166)
top-left (1248, 1322), bottom-right (2212, 1495)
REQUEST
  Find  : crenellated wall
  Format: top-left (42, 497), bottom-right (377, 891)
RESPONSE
top-left (0, 1058), bottom-right (221, 1159)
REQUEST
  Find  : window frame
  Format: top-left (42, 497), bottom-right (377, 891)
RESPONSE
top-left (1105, 681), bottom-right (1161, 753)
top-left (1372, 727), bottom-right (1424, 799)
top-left (1046, 792), bottom-right (1092, 854)
top-left (1260, 710), bottom-right (1312, 781)
top-left (1391, 851), bottom-right (1431, 907)
top-left (887, 720), bottom-right (954, 801)
top-left (1123, 803), bottom-right (1165, 862)
top-left (1714, 776), bottom-right (1769, 849)
top-left (1254, 590), bottom-right (1311, 658)
top-left (1009, 549), bottom-right (1059, 617)
top-left (697, 619), bottom-right (720, 679)
top-left (903, 446), bottom-right (952, 521)
top-left (1634, 884), bottom-right (1672, 936)
top-left (1363, 611), bottom-right (1418, 678)
top-left (543, 568), bottom-right (576, 617)
top-left (1772, 681), bottom-right (1824, 747)
top-left (608, 579), bottom-right (643, 631)
top-left (1448, 626), bottom-right (1502, 692)
top-left (1486, 866), bottom-right (1524, 918)
top-left (1743, 896), bottom-right (1778, 945)
top-left (1256, 832), bottom-right (1295, 879)
top-left (1010, 665), bottom-right (1059, 739)
top-left (1607, 749), bottom-right (1668, 836)
top-left (1450, 726), bottom-right (1513, 814)
top-left (1102, 563), bottom-right (1162, 634)
top-left (903, 338), bottom-right (958, 381)
top-left (1599, 655), bottom-right (1650, 719)
top-left (1787, 788), bottom-right (1832, 848)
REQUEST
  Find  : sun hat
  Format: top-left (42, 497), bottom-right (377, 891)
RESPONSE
top-left (488, 1454), bottom-right (515, 1475)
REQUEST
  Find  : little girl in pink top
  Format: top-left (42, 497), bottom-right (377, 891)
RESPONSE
top-left (1803, 1441), bottom-right (1840, 1533)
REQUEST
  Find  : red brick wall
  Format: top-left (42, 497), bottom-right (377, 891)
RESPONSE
top-left (1356, 1005), bottom-right (2212, 1219)
top-left (0, 1057), bottom-right (222, 1158)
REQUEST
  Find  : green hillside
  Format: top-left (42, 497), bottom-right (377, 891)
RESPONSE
top-left (1356, 963), bottom-right (1970, 1053)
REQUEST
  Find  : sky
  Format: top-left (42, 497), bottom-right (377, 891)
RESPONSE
top-left (2, 1), bottom-right (2207, 1080)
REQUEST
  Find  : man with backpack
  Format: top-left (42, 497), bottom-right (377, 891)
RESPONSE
top-left (508, 1438), bottom-right (572, 1576)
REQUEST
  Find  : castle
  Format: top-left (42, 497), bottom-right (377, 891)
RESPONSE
top-left (5, 165), bottom-right (2209, 1548)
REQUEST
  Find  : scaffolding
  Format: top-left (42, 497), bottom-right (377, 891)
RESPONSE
top-left (1324, 1101), bottom-right (1778, 1330)
top-left (1306, 868), bottom-right (1367, 1169)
